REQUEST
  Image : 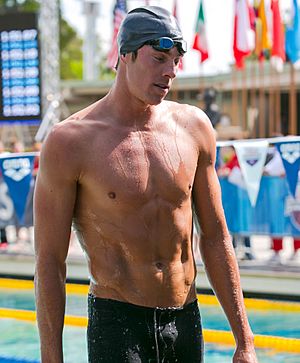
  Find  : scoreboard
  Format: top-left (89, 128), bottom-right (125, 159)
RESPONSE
top-left (0, 12), bottom-right (42, 125)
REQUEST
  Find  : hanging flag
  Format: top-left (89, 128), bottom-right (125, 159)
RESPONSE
top-left (192, 0), bottom-right (209, 63)
top-left (270, 0), bottom-right (286, 71)
top-left (173, 0), bottom-right (184, 70)
top-left (254, 7), bottom-right (263, 57)
top-left (0, 153), bottom-right (35, 224)
top-left (285, 0), bottom-right (300, 68)
top-left (276, 141), bottom-right (300, 197)
top-left (254, 0), bottom-right (271, 61)
top-left (107, 0), bottom-right (128, 70)
top-left (234, 140), bottom-right (269, 207)
top-left (233, 0), bottom-right (255, 69)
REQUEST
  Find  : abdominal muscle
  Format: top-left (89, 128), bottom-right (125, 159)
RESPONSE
top-left (89, 253), bottom-right (197, 308)
top-left (75, 207), bottom-right (197, 308)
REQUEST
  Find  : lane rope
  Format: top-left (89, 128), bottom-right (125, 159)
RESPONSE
top-left (1, 278), bottom-right (300, 313)
top-left (1, 307), bottom-right (300, 353)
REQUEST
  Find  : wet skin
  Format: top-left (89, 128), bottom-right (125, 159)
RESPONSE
top-left (35, 47), bottom-right (215, 310)
top-left (34, 45), bottom-right (257, 362)
top-left (71, 102), bottom-right (199, 308)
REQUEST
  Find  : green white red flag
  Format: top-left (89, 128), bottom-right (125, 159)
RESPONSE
top-left (192, 0), bottom-right (209, 63)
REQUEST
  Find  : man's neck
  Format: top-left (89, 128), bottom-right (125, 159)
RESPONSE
top-left (104, 83), bottom-right (159, 129)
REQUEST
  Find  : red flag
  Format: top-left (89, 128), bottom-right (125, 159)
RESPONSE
top-left (233, 0), bottom-right (255, 69)
top-left (173, 0), bottom-right (184, 70)
top-left (270, 0), bottom-right (285, 71)
top-left (192, 0), bottom-right (209, 63)
top-left (107, 0), bottom-right (127, 70)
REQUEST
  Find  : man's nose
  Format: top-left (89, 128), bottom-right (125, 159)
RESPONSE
top-left (163, 61), bottom-right (177, 79)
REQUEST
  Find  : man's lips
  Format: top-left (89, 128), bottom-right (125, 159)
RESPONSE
top-left (154, 83), bottom-right (170, 91)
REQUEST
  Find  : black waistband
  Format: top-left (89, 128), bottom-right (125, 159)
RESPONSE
top-left (88, 294), bottom-right (198, 313)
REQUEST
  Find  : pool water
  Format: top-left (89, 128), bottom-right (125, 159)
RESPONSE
top-left (201, 305), bottom-right (300, 339)
top-left (1, 289), bottom-right (300, 363)
top-left (1, 289), bottom-right (299, 337)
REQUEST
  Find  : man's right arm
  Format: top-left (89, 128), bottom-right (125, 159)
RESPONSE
top-left (189, 108), bottom-right (257, 362)
top-left (34, 123), bottom-right (79, 362)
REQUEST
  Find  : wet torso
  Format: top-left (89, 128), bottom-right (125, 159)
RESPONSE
top-left (72, 101), bottom-right (200, 308)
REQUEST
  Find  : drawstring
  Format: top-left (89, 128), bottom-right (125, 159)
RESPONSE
top-left (153, 309), bottom-right (160, 362)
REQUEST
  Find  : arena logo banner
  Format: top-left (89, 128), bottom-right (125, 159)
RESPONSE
top-left (0, 176), bottom-right (14, 228)
top-left (276, 141), bottom-right (300, 197)
top-left (234, 140), bottom-right (268, 207)
top-left (0, 12), bottom-right (42, 125)
top-left (284, 185), bottom-right (300, 233)
top-left (0, 153), bottom-right (35, 224)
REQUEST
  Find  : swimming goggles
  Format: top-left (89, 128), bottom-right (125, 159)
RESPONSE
top-left (145, 37), bottom-right (187, 55)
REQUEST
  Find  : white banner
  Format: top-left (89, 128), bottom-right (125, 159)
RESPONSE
top-left (234, 140), bottom-right (269, 207)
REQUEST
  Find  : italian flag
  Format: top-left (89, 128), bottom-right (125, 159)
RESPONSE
top-left (192, 0), bottom-right (209, 62)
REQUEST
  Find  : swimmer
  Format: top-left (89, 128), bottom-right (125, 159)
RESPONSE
top-left (34, 6), bottom-right (257, 363)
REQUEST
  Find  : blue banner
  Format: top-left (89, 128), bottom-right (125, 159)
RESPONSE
top-left (0, 149), bottom-right (299, 236)
top-left (0, 154), bottom-right (34, 224)
top-left (0, 176), bottom-right (15, 228)
top-left (276, 141), bottom-right (300, 197)
top-left (220, 176), bottom-right (300, 237)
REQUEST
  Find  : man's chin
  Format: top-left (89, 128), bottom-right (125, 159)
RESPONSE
top-left (148, 95), bottom-right (167, 106)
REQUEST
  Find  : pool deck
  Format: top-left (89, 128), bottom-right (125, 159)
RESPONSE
top-left (0, 235), bottom-right (299, 301)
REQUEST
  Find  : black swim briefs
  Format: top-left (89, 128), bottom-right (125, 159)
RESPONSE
top-left (87, 294), bottom-right (203, 363)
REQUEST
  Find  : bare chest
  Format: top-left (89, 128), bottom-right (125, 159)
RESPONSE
top-left (80, 129), bottom-right (198, 207)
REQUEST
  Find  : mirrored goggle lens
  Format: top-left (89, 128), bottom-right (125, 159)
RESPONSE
top-left (147, 37), bottom-right (187, 54)
top-left (157, 37), bottom-right (174, 49)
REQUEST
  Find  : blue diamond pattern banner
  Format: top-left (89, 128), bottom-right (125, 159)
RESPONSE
top-left (0, 153), bottom-right (35, 224)
top-left (276, 141), bottom-right (300, 198)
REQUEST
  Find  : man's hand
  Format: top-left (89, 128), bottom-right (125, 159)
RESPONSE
top-left (233, 346), bottom-right (258, 363)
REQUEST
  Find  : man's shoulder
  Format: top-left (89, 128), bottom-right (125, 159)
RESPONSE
top-left (46, 101), bottom-right (106, 146)
top-left (164, 100), bottom-right (213, 130)
top-left (46, 116), bottom-right (81, 146)
top-left (164, 101), bottom-right (216, 155)
top-left (40, 114), bottom-right (89, 167)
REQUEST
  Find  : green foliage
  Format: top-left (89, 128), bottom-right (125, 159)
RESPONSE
top-left (0, 0), bottom-right (39, 12)
top-left (60, 19), bottom-right (83, 80)
top-left (99, 62), bottom-right (116, 80)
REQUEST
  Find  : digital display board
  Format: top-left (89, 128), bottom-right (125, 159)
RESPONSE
top-left (0, 12), bottom-right (41, 125)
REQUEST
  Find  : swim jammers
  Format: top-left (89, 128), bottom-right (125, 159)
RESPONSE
top-left (87, 294), bottom-right (203, 362)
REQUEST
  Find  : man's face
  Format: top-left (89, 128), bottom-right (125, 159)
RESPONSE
top-left (124, 45), bottom-right (183, 106)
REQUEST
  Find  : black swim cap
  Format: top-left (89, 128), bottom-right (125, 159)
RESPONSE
top-left (117, 6), bottom-right (186, 56)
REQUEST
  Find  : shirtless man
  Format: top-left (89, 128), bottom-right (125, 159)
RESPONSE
top-left (34, 6), bottom-right (257, 363)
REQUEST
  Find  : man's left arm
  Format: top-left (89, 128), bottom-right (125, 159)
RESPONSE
top-left (192, 115), bottom-right (257, 363)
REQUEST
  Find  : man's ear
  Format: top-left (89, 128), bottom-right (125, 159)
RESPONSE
top-left (120, 54), bottom-right (127, 64)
